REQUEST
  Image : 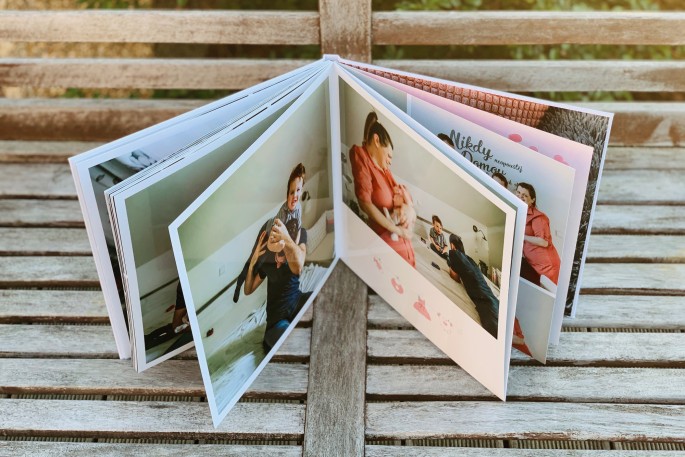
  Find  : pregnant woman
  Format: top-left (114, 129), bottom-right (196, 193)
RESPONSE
top-left (349, 112), bottom-right (416, 267)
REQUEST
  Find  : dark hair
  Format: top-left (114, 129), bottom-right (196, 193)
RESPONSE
top-left (491, 172), bottom-right (508, 188)
top-left (287, 163), bottom-right (306, 197)
top-left (363, 112), bottom-right (393, 149)
top-left (437, 132), bottom-right (455, 148)
top-left (516, 182), bottom-right (537, 207)
top-left (449, 234), bottom-right (464, 253)
top-left (285, 218), bottom-right (299, 241)
top-left (431, 215), bottom-right (442, 225)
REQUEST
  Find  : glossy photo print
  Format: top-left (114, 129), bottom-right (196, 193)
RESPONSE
top-left (170, 76), bottom-right (336, 426)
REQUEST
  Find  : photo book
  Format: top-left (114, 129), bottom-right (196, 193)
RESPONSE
top-left (69, 55), bottom-right (613, 427)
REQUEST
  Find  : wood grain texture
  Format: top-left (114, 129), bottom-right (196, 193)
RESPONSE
top-left (319, 0), bottom-right (371, 62)
top-left (0, 10), bottom-right (319, 45)
top-left (373, 60), bottom-right (685, 92)
top-left (0, 290), bottom-right (107, 324)
top-left (586, 235), bottom-right (685, 263)
top-left (372, 11), bottom-right (685, 46)
top-left (366, 444), bottom-right (682, 456)
top-left (0, 359), bottom-right (308, 399)
top-left (0, 398), bottom-right (304, 440)
top-left (367, 365), bottom-right (685, 403)
top-left (0, 442), bottom-right (301, 457)
top-left (0, 164), bottom-right (75, 198)
top-left (0, 98), bottom-right (204, 141)
top-left (0, 140), bottom-right (101, 163)
top-left (591, 205), bottom-right (685, 235)
top-left (0, 256), bottom-right (98, 287)
top-left (0, 58), bottom-right (314, 90)
top-left (0, 199), bottom-right (83, 227)
top-left (368, 295), bottom-right (685, 330)
top-left (303, 262), bottom-right (367, 457)
top-left (0, 325), bottom-right (310, 360)
top-left (367, 329), bottom-right (685, 367)
top-left (365, 401), bottom-right (685, 441)
top-left (581, 263), bottom-right (685, 295)
top-left (0, 228), bottom-right (90, 255)
top-left (605, 146), bottom-right (685, 170)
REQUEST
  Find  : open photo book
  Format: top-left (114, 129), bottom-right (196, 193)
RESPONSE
top-left (69, 55), bottom-right (613, 427)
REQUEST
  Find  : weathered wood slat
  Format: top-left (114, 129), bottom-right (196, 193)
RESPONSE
top-left (0, 442), bottom-right (301, 457)
top-left (0, 325), bottom-right (310, 360)
top-left (320, 0), bottom-right (371, 62)
top-left (0, 228), bottom-right (90, 255)
top-left (0, 257), bottom-right (98, 287)
top-left (367, 365), bottom-right (685, 403)
top-left (304, 263), bottom-right (367, 456)
top-left (591, 205), bottom-right (685, 235)
top-left (368, 295), bottom-right (685, 330)
top-left (0, 58), bottom-right (314, 90)
top-left (569, 295), bottom-right (685, 329)
top-left (0, 140), bottom-right (101, 163)
top-left (365, 401), bottom-right (685, 441)
top-left (373, 11), bottom-right (685, 46)
top-left (0, 10), bottom-right (319, 45)
top-left (0, 359), bottom-right (307, 399)
top-left (367, 329), bottom-right (685, 367)
top-left (0, 290), bottom-right (107, 324)
top-left (373, 60), bottom-right (685, 92)
top-left (4, 164), bottom-right (682, 204)
top-left (366, 445), bottom-right (680, 456)
top-left (0, 199), bottom-right (83, 227)
top-left (0, 442), bottom-right (302, 457)
top-left (581, 263), bottom-right (685, 295)
top-left (0, 98), bottom-right (204, 142)
top-left (0, 99), bottom-right (683, 146)
top-left (605, 147), bottom-right (685, 170)
top-left (0, 398), bottom-right (304, 440)
top-left (586, 235), bottom-right (685, 263)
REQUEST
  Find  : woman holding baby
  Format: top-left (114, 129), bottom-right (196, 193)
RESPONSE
top-left (350, 112), bottom-right (416, 267)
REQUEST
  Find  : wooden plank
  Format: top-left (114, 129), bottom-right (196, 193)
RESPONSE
top-left (0, 58), bottom-right (314, 90)
top-left (0, 98), bottom-right (204, 141)
top-left (591, 205), bottom-right (685, 235)
top-left (303, 262), bottom-right (367, 456)
top-left (597, 170), bottom-right (685, 205)
top-left (0, 164), bottom-right (75, 198)
top-left (0, 442), bottom-right (301, 457)
top-left (0, 290), bottom-right (107, 324)
top-left (367, 444), bottom-right (680, 456)
top-left (0, 10), bottom-right (319, 45)
top-left (569, 295), bottom-right (685, 329)
top-left (365, 401), bottom-right (685, 441)
top-left (0, 325), bottom-right (310, 360)
top-left (373, 60), bottom-right (685, 92)
top-left (367, 329), bottom-right (685, 367)
top-left (581, 263), bottom-right (685, 295)
top-left (367, 365), bottom-right (685, 403)
top-left (0, 398), bottom-right (303, 440)
top-left (0, 199), bottom-right (83, 228)
top-left (0, 228), bottom-right (90, 255)
top-left (0, 256), bottom-right (99, 287)
top-left (368, 295), bottom-right (685, 330)
top-left (319, 0), bottom-right (371, 62)
top-left (605, 146), bottom-right (685, 170)
top-left (0, 359), bottom-right (307, 399)
top-left (586, 235), bottom-right (685, 263)
top-left (0, 141), bottom-right (101, 163)
top-left (373, 11), bottom-right (685, 46)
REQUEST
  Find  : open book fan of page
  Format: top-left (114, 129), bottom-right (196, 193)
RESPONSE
top-left (69, 55), bottom-right (613, 427)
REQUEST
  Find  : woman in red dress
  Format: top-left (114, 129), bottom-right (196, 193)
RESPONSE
top-left (349, 112), bottom-right (416, 267)
top-left (516, 182), bottom-right (561, 285)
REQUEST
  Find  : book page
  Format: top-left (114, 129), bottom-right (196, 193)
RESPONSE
top-left (169, 70), bottom-right (337, 427)
top-left (335, 67), bottom-right (525, 399)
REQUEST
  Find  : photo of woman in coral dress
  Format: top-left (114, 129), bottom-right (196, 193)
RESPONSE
top-left (349, 111), bottom-right (416, 267)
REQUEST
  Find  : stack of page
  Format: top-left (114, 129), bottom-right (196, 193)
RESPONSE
top-left (70, 55), bottom-right (613, 427)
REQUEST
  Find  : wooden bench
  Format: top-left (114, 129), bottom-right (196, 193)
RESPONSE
top-left (1, 3), bottom-right (685, 455)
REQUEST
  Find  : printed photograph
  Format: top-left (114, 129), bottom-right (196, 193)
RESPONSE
top-left (340, 78), bottom-right (509, 339)
top-left (171, 80), bottom-right (335, 423)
